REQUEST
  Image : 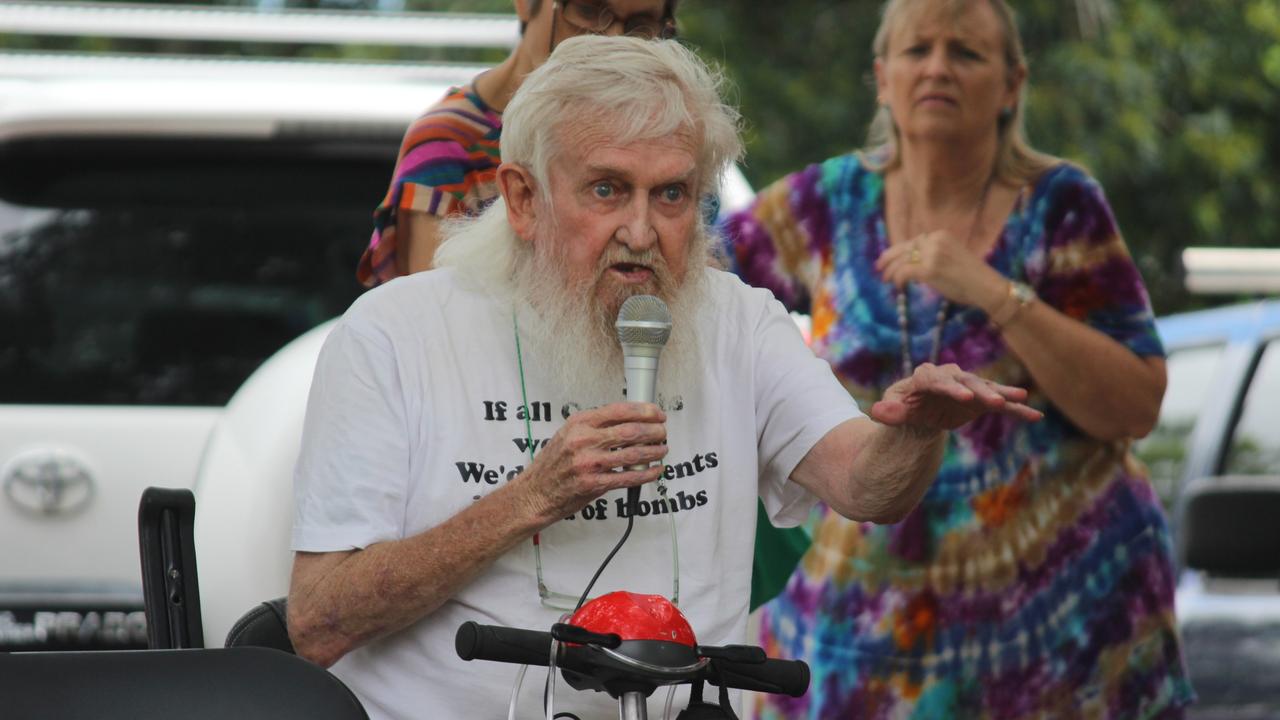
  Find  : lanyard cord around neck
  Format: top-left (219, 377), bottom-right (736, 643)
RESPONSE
top-left (513, 312), bottom-right (536, 464)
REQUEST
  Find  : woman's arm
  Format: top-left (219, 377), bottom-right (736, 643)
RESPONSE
top-left (978, 280), bottom-right (1165, 439)
top-left (398, 209), bottom-right (445, 275)
top-left (877, 171), bottom-right (1166, 441)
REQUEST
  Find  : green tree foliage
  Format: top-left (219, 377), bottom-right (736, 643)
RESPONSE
top-left (677, 1), bottom-right (1280, 314)
top-left (5, 1), bottom-right (1277, 313)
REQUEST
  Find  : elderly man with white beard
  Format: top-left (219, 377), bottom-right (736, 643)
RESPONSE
top-left (286, 35), bottom-right (1041, 720)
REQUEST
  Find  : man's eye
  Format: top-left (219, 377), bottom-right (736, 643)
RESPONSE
top-left (592, 183), bottom-right (615, 199)
top-left (661, 186), bottom-right (686, 203)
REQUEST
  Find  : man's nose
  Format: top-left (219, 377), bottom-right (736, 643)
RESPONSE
top-left (615, 197), bottom-right (657, 251)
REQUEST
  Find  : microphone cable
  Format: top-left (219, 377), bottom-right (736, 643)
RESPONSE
top-left (572, 496), bottom-right (637, 613)
top-left (513, 311), bottom-right (647, 615)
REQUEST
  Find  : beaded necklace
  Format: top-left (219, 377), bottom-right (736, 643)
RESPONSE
top-left (895, 171), bottom-right (994, 378)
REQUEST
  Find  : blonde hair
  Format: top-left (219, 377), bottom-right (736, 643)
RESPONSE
top-left (864, 0), bottom-right (1058, 184)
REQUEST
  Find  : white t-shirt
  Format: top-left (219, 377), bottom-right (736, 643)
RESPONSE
top-left (292, 267), bottom-right (862, 720)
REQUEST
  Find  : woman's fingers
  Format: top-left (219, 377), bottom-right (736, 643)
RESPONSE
top-left (877, 234), bottom-right (943, 289)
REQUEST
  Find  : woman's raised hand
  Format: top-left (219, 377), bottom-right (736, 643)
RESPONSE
top-left (875, 230), bottom-right (1007, 311)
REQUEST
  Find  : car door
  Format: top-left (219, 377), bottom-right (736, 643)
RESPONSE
top-left (1171, 329), bottom-right (1280, 716)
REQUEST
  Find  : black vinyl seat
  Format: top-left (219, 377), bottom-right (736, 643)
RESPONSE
top-left (0, 646), bottom-right (368, 720)
top-left (226, 596), bottom-right (295, 653)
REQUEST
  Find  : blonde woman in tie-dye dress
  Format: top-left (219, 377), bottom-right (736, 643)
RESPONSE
top-left (721, 0), bottom-right (1193, 717)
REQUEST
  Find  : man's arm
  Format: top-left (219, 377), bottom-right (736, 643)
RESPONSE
top-left (289, 477), bottom-right (543, 668)
top-left (790, 363), bottom-right (1041, 523)
top-left (288, 403), bottom-right (668, 668)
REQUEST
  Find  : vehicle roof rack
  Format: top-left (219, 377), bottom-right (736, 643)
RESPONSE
top-left (1183, 247), bottom-right (1280, 295)
top-left (0, 1), bottom-right (518, 49)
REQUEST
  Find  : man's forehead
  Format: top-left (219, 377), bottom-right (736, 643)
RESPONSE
top-left (582, 146), bottom-right (697, 181)
top-left (556, 120), bottom-right (699, 175)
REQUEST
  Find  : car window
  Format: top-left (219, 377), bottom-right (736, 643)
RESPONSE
top-left (1222, 339), bottom-right (1280, 476)
top-left (0, 137), bottom-right (391, 406)
top-left (1135, 343), bottom-right (1225, 508)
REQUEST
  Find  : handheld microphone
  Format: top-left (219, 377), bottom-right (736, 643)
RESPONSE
top-left (614, 295), bottom-right (672, 515)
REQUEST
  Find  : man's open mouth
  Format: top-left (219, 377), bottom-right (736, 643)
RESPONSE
top-left (609, 262), bottom-right (655, 282)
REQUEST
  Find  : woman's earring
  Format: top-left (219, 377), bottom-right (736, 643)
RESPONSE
top-left (998, 106), bottom-right (1014, 124)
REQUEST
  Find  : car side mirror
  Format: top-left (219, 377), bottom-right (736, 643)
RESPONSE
top-left (1180, 475), bottom-right (1280, 578)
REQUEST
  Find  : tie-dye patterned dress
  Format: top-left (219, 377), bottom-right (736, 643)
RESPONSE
top-left (722, 154), bottom-right (1194, 719)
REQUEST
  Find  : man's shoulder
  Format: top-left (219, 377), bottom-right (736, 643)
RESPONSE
top-left (700, 268), bottom-right (789, 323)
top-left (707, 265), bottom-right (784, 296)
top-left (342, 267), bottom-right (497, 336)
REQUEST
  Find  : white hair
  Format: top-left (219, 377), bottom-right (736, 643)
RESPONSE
top-left (434, 195), bottom-right (525, 295)
top-left (436, 34), bottom-right (742, 290)
top-left (504, 34), bottom-right (741, 204)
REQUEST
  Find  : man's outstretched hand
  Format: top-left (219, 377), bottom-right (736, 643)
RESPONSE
top-left (870, 363), bottom-right (1043, 430)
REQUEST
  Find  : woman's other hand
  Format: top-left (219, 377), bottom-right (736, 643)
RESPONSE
top-left (874, 230), bottom-right (1008, 312)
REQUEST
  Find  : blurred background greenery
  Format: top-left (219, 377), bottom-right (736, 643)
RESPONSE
top-left (4, 0), bottom-right (1278, 315)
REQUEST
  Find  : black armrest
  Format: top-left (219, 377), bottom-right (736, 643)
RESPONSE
top-left (226, 597), bottom-right (294, 654)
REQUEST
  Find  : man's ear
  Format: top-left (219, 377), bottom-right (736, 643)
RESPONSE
top-left (496, 162), bottom-right (539, 243)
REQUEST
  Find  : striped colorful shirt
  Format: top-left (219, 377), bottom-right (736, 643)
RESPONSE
top-left (357, 85), bottom-right (502, 287)
top-left (722, 154), bottom-right (1194, 719)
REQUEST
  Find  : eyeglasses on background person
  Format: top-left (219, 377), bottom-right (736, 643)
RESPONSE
top-left (554, 0), bottom-right (677, 41)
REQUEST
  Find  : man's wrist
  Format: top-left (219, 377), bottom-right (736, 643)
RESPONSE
top-left (503, 466), bottom-right (558, 532)
top-left (897, 422), bottom-right (944, 445)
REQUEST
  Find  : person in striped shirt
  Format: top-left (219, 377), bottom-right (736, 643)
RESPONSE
top-left (358, 0), bottom-right (680, 287)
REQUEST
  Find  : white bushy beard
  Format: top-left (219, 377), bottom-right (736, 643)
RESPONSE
top-left (510, 224), bottom-right (710, 408)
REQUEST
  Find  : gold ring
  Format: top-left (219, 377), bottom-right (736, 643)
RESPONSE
top-left (909, 247), bottom-right (922, 264)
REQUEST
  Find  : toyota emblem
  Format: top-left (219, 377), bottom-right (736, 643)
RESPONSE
top-left (2, 449), bottom-right (96, 517)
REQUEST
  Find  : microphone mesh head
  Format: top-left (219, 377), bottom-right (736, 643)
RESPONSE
top-left (615, 294), bottom-right (672, 347)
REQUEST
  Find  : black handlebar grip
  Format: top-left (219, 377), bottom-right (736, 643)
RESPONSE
top-left (455, 622), bottom-right (554, 667)
top-left (707, 657), bottom-right (810, 698)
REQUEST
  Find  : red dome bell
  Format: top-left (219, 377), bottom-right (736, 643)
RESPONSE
top-left (569, 591), bottom-right (696, 647)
